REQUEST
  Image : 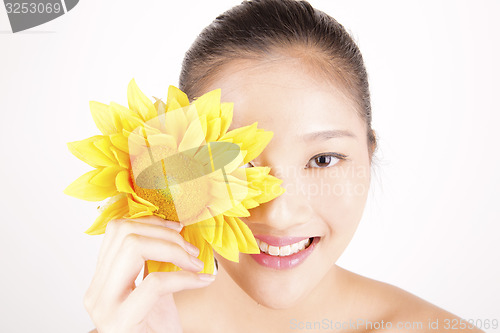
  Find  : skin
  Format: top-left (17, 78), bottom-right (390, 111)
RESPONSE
top-left (85, 55), bottom-right (484, 332)
top-left (173, 56), bottom-right (484, 332)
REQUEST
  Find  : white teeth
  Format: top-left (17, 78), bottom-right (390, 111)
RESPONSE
top-left (258, 241), bottom-right (268, 253)
top-left (256, 238), bottom-right (313, 257)
top-left (268, 245), bottom-right (280, 256)
top-left (279, 245), bottom-right (291, 256)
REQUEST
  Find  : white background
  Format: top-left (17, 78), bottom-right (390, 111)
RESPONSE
top-left (1, 0), bottom-right (499, 332)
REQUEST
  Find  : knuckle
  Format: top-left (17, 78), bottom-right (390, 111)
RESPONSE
top-left (117, 220), bottom-right (134, 237)
top-left (142, 272), bottom-right (163, 293)
top-left (122, 233), bottom-right (142, 251)
top-left (167, 240), bottom-right (184, 254)
top-left (105, 218), bottom-right (123, 233)
top-left (83, 290), bottom-right (94, 312)
top-left (145, 271), bottom-right (161, 285)
top-left (167, 229), bottom-right (186, 245)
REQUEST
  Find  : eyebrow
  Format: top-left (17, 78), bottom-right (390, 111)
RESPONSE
top-left (302, 129), bottom-right (357, 142)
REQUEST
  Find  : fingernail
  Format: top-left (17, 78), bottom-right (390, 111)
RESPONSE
top-left (190, 256), bottom-right (204, 269)
top-left (185, 242), bottom-right (200, 257)
top-left (198, 273), bottom-right (216, 282)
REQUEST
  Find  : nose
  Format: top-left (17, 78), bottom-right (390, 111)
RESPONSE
top-left (248, 168), bottom-right (315, 232)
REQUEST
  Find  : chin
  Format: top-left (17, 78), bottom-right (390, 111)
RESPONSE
top-left (218, 249), bottom-right (330, 310)
top-left (250, 285), bottom-right (306, 309)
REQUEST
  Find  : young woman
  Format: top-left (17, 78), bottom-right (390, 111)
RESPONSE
top-left (84, 0), bottom-right (483, 331)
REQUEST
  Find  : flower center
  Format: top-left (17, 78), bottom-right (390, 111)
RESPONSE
top-left (130, 144), bottom-right (209, 223)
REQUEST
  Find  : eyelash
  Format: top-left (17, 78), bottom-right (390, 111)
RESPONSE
top-left (242, 152), bottom-right (348, 169)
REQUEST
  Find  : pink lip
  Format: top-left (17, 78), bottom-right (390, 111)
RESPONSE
top-left (249, 236), bottom-right (319, 270)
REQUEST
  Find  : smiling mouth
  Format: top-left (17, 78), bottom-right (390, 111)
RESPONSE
top-left (256, 237), bottom-right (318, 257)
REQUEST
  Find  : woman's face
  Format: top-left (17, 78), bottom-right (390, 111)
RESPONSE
top-left (202, 57), bottom-right (372, 309)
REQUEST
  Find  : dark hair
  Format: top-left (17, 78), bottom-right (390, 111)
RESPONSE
top-left (179, 0), bottom-right (377, 158)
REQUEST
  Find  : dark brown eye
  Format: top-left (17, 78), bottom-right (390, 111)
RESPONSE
top-left (306, 153), bottom-right (346, 168)
top-left (315, 155), bottom-right (331, 167)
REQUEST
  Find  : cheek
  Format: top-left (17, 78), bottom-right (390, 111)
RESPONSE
top-left (308, 162), bottom-right (370, 234)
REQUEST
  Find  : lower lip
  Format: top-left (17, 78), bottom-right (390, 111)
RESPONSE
top-left (249, 237), bottom-right (320, 270)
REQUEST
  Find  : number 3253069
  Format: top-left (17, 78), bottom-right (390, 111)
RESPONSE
top-left (5, 2), bottom-right (62, 14)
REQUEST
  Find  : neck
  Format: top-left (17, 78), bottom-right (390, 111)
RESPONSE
top-left (207, 262), bottom-right (351, 329)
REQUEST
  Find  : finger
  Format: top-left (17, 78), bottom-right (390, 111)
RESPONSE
top-left (128, 215), bottom-right (183, 231)
top-left (97, 220), bottom-right (198, 282)
top-left (98, 234), bottom-right (205, 309)
top-left (90, 216), bottom-right (196, 302)
top-left (86, 216), bottom-right (186, 317)
top-left (97, 215), bottom-right (182, 269)
top-left (118, 271), bottom-right (215, 328)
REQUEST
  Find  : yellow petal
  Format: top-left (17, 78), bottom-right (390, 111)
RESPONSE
top-left (110, 102), bottom-right (144, 133)
top-left (89, 101), bottom-right (118, 135)
top-left (131, 191), bottom-right (157, 208)
top-left (93, 136), bottom-right (116, 162)
top-left (109, 133), bottom-right (129, 153)
top-left (116, 170), bottom-right (133, 193)
top-left (212, 214), bottom-right (225, 248)
top-left (192, 144), bottom-right (212, 168)
top-left (166, 98), bottom-right (184, 113)
top-left (240, 197), bottom-right (260, 210)
top-left (64, 168), bottom-right (118, 201)
top-left (220, 122), bottom-right (257, 144)
top-left (110, 146), bottom-right (130, 168)
top-left (219, 102), bottom-right (233, 136)
top-left (208, 140), bottom-right (236, 161)
top-left (89, 166), bottom-right (121, 187)
top-left (185, 104), bottom-right (199, 123)
top-left (219, 149), bottom-right (245, 174)
top-left (67, 136), bottom-right (116, 168)
top-left (85, 195), bottom-right (129, 235)
top-left (167, 85), bottom-right (189, 108)
top-left (244, 129), bottom-right (273, 164)
top-left (127, 79), bottom-right (157, 122)
top-left (153, 98), bottom-right (166, 116)
top-left (241, 186), bottom-right (262, 202)
top-left (245, 166), bottom-right (271, 182)
top-left (164, 107), bottom-right (188, 146)
top-left (127, 194), bottom-right (157, 216)
top-left (253, 176), bottom-right (285, 203)
top-left (178, 117), bottom-right (206, 152)
top-left (194, 216), bottom-right (217, 244)
top-left (206, 118), bottom-right (221, 142)
top-left (223, 201), bottom-right (251, 217)
top-left (212, 222), bottom-right (239, 262)
top-left (183, 225), bottom-right (215, 274)
top-left (128, 210), bottom-right (154, 219)
top-left (146, 133), bottom-right (177, 150)
top-left (225, 216), bottom-right (259, 254)
top-left (198, 238), bottom-right (215, 274)
top-left (147, 260), bottom-right (181, 274)
top-left (210, 180), bottom-right (249, 206)
top-left (193, 89), bottom-right (221, 122)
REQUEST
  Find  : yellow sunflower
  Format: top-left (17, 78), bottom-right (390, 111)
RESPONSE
top-left (64, 79), bottom-right (285, 274)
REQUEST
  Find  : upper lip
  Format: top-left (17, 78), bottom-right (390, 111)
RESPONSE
top-left (254, 234), bottom-right (312, 247)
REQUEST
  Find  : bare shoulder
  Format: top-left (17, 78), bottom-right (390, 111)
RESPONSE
top-left (338, 267), bottom-right (484, 332)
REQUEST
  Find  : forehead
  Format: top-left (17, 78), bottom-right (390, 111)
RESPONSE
top-left (202, 58), bottom-right (365, 144)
